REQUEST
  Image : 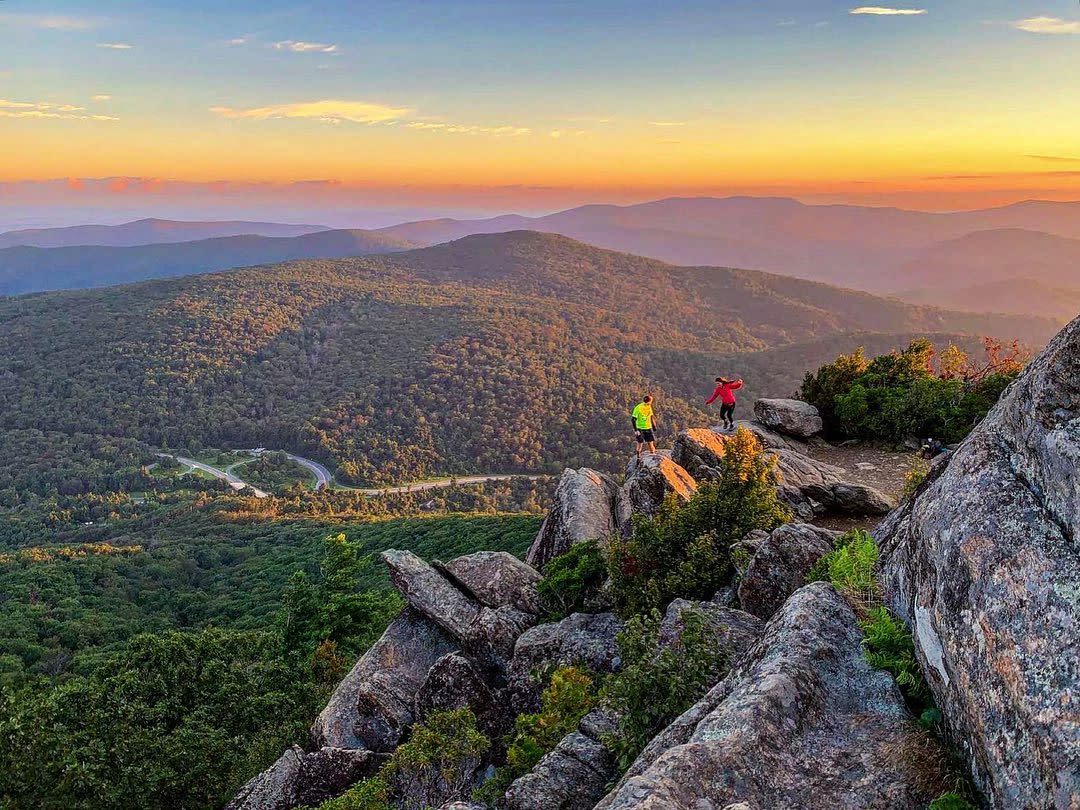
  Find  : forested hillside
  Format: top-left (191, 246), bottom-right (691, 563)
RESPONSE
top-left (0, 231), bottom-right (1053, 489)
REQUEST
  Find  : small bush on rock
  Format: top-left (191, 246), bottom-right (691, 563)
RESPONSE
top-left (608, 429), bottom-right (789, 616)
top-left (313, 777), bottom-right (392, 810)
top-left (385, 708), bottom-right (490, 810)
top-left (537, 540), bottom-right (607, 618)
top-left (601, 609), bottom-right (727, 773)
top-left (806, 529), bottom-right (879, 614)
top-left (475, 666), bottom-right (595, 804)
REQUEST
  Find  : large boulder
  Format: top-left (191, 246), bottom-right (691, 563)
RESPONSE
top-left (414, 652), bottom-right (503, 742)
top-left (499, 711), bottom-right (618, 810)
top-left (596, 583), bottom-right (942, 810)
top-left (312, 608), bottom-right (456, 751)
top-left (670, 428), bottom-right (729, 479)
top-left (877, 315), bottom-right (1080, 808)
top-left (226, 746), bottom-right (384, 810)
top-left (382, 549), bottom-right (536, 665)
top-left (737, 523), bottom-right (842, 619)
top-left (436, 551), bottom-right (542, 616)
top-left (619, 453), bottom-right (697, 528)
top-left (754, 398), bottom-right (824, 438)
top-left (508, 612), bottom-right (623, 709)
top-left (773, 448), bottom-right (894, 518)
top-left (657, 599), bottom-right (763, 663)
top-left (526, 468), bottom-right (619, 569)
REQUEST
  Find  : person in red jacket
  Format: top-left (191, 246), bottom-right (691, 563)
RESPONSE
top-left (706, 376), bottom-right (744, 430)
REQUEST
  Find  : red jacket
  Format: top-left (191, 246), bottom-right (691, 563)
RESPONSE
top-left (706, 380), bottom-right (743, 406)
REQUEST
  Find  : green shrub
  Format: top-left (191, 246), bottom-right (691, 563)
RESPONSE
top-left (928, 791), bottom-right (978, 810)
top-left (475, 666), bottom-right (595, 804)
top-left (314, 777), bottom-right (392, 810)
top-left (385, 708), bottom-right (490, 810)
top-left (805, 529), bottom-right (879, 613)
top-left (537, 540), bottom-right (607, 619)
top-left (801, 339), bottom-right (1023, 444)
top-left (607, 429), bottom-right (789, 616)
top-left (601, 608), bottom-right (727, 773)
top-left (862, 606), bottom-right (935, 715)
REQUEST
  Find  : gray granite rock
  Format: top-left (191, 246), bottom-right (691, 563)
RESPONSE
top-left (226, 745), bottom-right (384, 810)
top-left (527, 468), bottom-right (620, 569)
top-left (754, 398), bottom-right (824, 438)
top-left (437, 551), bottom-right (542, 616)
top-left (878, 314), bottom-right (1080, 808)
top-left (737, 523), bottom-right (842, 619)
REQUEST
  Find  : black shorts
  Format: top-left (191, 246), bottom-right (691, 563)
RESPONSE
top-left (635, 429), bottom-right (655, 443)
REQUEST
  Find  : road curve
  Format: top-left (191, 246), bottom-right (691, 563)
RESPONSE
top-left (158, 453), bottom-right (270, 498)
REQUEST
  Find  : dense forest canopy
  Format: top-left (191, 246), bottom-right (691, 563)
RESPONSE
top-left (0, 232), bottom-right (1052, 488)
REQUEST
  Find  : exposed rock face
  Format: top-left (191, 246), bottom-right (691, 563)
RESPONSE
top-left (596, 583), bottom-right (937, 810)
top-left (773, 448), bottom-right (894, 517)
top-left (754, 398), bottom-right (824, 438)
top-left (527, 468), bottom-right (619, 569)
top-left (737, 523), bottom-right (842, 619)
top-left (670, 428), bottom-right (729, 479)
top-left (382, 549), bottom-right (536, 665)
top-left (436, 551), bottom-right (542, 616)
top-left (226, 746), bottom-right (384, 810)
top-left (500, 711), bottom-right (618, 810)
top-left (619, 453), bottom-right (697, 526)
top-left (414, 652), bottom-right (503, 741)
top-left (877, 315), bottom-right (1080, 808)
top-left (733, 419), bottom-right (801, 451)
top-left (657, 599), bottom-right (763, 663)
top-left (508, 612), bottom-right (623, 709)
top-left (313, 608), bottom-right (456, 751)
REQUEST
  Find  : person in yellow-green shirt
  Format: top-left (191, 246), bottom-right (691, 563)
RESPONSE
top-left (632, 395), bottom-right (658, 456)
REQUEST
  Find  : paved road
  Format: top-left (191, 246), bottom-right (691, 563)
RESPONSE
top-left (283, 453), bottom-right (332, 490)
top-left (158, 454), bottom-right (270, 499)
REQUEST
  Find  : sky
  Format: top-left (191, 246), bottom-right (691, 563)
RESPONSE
top-left (1, 0), bottom-right (1078, 226)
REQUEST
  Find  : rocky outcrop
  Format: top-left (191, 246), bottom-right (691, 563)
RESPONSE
top-left (754, 398), bottom-right (823, 438)
top-left (733, 419), bottom-right (802, 451)
top-left (414, 652), bottom-right (503, 742)
top-left (657, 599), bottom-right (763, 662)
top-left (508, 612), bottom-right (624, 709)
top-left (773, 448), bottom-right (894, 518)
top-left (313, 608), bottom-right (456, 751)
top-left (596, 583), bottom-right (940, 810)
top-left (383, 549), bottom-right (536, 666)
top-left (877, 315), bottom-right (1080, 808)
top-left (527, 468), bottom-right (619, 569)
top-left (436, 551), bottom-right (542, 616)
top-left (500, 711), bottom-right (617, 810)
top-left (226, 746), bottom-right (384, 810)
top-left (737, 523), bottom-right (841, 619)
top-left (619, 453), bottom-right (697, 527)
top-left (670, 428), bottom-right (729, 479)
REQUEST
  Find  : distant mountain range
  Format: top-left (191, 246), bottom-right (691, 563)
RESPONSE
top-left (2, 198), bottom-right (1078, 320)
top-left (0, 229), bottom-right (415, 295)
top-left (0, 218), bottom-right (327, 249)
top-left (0, 231), bottom-right (1055, 484)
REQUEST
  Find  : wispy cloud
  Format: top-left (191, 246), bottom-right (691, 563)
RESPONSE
top-left (0, 98), bottom-right (118, 121)
top-left (850, 7), bottom-right (927, 15)
top-left (1026, 154), bottom-right (1080, 163)
top-left (97, 42), bottom-right (133, 50)
top-left (649, 121), bottom-right (687, 127)
top-left (92, 94), bottom-right (112, 102)
top-left (228, 36), bottom-right (250, 46)
top-left (0, 13), bottom-right (96, 30)
top-left (273, 40), bottom-right (338, 53)
top-left (1011, 16), bottom-right (1080, 34)
top-left (407, 122), bottom-right (531, 136)
top-left (549, 129), bottom-right (586, 139)
top-left (210, 99), bottom-right (411, 125)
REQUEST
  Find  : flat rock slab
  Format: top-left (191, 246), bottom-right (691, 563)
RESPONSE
top-left (878, 314), bottom-right (1080, 808)
top-left (596, 583), bottom-right (934, 810)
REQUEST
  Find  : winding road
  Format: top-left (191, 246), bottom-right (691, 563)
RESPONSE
top-left (158, 450), bottom-right (543, 497)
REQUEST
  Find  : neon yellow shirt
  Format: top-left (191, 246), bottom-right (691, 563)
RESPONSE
top-left (632, 402), bottom-right (654, 430)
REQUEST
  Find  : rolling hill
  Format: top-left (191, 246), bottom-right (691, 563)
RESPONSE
top-left (0, 228), bottom-right (416, 295)
top-left (0, 231), bottom-right (1054, 485)
top-left (376, 196), bottom-right (1080, 293)
top-left (0, 217), bottom-right (328, 249)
